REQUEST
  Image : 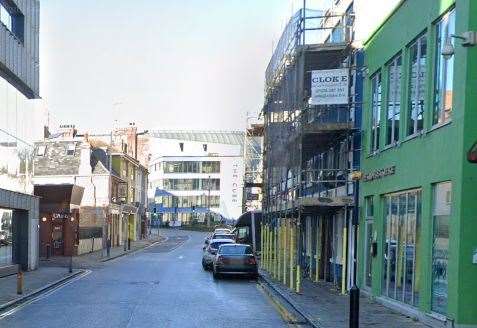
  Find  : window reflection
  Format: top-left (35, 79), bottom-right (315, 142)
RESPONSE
top-left (383, 190), bottom-right (421, 306)
top-left (0, 209), bottom-right (13, 267)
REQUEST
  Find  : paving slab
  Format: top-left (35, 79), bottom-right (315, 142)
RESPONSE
top-left (260, 270), bottom-right (431, 328)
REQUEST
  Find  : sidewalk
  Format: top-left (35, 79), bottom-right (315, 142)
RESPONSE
top-left (0, 266), bottom-right (83, 309)
top-left (260, 270), bottom-right (430, 328)
top-left (40, 235), bottom-right (165, 269)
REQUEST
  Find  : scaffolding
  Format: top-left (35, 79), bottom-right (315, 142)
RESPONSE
top-left (242, 115), bottom-right (264, 212)
top-left (261, 1), bottom-right (360, 293)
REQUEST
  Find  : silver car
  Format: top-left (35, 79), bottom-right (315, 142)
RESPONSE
top-left (202, 238), bottom-right (235, 270)
top-left (212, 244), bottom-right (258, 279)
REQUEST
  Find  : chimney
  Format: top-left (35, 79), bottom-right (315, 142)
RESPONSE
top-left (78, 141), bottom-right (92, 175)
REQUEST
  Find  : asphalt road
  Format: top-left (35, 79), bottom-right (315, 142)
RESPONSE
top-left (0, 229), bottom-right (288, 328)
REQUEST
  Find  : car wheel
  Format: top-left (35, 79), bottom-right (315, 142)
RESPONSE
top-left (213, 270), bottom-right (220, 280)
top-left (202, 261), bottom-right (207, 271)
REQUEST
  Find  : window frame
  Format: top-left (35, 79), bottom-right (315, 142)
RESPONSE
top-left (432, 9), bottom-right (455, 127)
top-left (407, 32), bottom-right (428, 136)
top-left (370, 71), bottom-right (382, 154)
top-left (386, 53), bottom-right (402, 145)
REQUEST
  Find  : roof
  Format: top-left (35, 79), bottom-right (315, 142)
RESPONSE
top-left (149, 130), bottom-right (244, 147)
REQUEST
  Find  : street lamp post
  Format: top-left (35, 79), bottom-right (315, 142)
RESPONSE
top-left (69, 216), bottom-right (75, 273)
top-left (349, 171), bottom-right (362, 328)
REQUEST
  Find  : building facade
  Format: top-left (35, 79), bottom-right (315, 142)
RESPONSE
top-left (0, 0), bottom-right (41, 276)
top-left (33, 127), bottom-right (149, 256)
top-left (358, 0), bottom-right (477, 326)
top-left (148, 130), bottom-right (244, 225)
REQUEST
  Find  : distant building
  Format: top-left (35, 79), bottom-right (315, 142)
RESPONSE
top-left (32, 126), bottom-right (149, 256)
top-left (0, 0), bottom-right (41, 276)
top-left (147, 130), bottom-right (244, 226)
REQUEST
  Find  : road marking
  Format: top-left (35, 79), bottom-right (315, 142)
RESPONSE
top-left (0, 270), bottom-right (91, 320)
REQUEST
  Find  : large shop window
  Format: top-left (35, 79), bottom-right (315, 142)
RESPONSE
top-left (408, 34), bottom-right (427, 136)
top-left (0, 209), bottom-right (13, 267)
top-left (386, 54), bottom-right (402, 145)
top-left (382, 190), bottom-right (421, 307)
top-left (433, 9), bottom-right (455, 126)
top-left (432, 181), bottom-right (451, 315)
top-left (370, 72), bottom-right (382, 153)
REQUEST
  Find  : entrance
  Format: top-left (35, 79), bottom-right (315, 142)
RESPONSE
top-left (51, 222), bottom-right (64, 256)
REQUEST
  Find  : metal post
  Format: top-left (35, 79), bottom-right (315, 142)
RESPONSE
top-left (206, 175), bottom-right (211, 227)
top-left (69, 253), bottom-right (73, 273)
top-left (17, 271), bottom-right (23, 295)
top-left (349, 180), bottom-right (360, 328)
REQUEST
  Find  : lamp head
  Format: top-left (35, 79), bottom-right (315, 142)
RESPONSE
top-left (442, 38), bottom-right (455, 60)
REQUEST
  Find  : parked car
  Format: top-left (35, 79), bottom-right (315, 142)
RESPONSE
top-left (214, 227), bottom-right (231, 234)
top-left (202, 238), bottom-right (235, 270)
top-left (212, 244), bottom-right (258, 279)
top-left (203, 232), bottom-right (235, 249)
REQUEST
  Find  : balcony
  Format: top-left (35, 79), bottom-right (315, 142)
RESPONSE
top-left (266, 168), bottom-right (353, 214)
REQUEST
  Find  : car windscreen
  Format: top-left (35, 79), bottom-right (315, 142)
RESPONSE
top-left (218, 245), bottom-right (253, 255)
top-left (213, 234), bottom-right (234, 240)
top-left (210, 241), bottom-right (233, 249)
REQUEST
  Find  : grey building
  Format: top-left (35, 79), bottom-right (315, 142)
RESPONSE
top-left (0, 0), bottom-right (41, 276)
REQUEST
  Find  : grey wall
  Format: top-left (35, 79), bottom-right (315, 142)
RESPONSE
top-left (0, 188), bottom-right (39, 271)
top-left (0, 0), bottom-right (40, 98)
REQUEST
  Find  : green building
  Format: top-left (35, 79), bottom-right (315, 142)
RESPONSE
top-left (359, 0), bottom-right (477, 326)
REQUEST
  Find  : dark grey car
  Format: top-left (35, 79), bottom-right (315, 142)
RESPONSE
top-left (212, 244), bottom-right (258, 279)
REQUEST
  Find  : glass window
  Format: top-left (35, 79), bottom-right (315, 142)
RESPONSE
top-left (432, 181), bottom-right (452, 314)
top-left (36, 145), bottom-right (46, 156)
top-left (201, 161), bottom-right (220, 173)
top-left (408, 34), bottom-right (427, 136)
top-left (201, 178), bottom-right (220, 191)
top-left (0, 4), bottom-right (12, 31)
top-left (66, 143), bottom-right (75, 156)
top-left (386, 55), bottom-right (402, 145)
top-left (383, 190), bottom-right (421, 307)
top-left (433, 9), bottom-right (455, 125)
top-left (370, 72), bottom-right (382, 152)
top-left (219, 245), bottom-right (253, 255)
top-left (0, 209), bottom-right (13, 267)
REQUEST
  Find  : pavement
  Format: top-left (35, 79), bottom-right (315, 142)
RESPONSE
top-left (259, 270), bottom-right (431, 328)
top-left (0, 229), bottom-right (289, 328)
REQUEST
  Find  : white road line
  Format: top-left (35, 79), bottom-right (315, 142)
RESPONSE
top-left (0, 269), bottom-right (92, 320)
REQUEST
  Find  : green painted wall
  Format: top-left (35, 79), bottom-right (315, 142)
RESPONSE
top-left (359, 0), bottom-right (477, 324)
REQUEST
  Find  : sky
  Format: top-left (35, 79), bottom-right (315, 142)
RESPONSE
top-left (39, 0), bottom-right (310, 133)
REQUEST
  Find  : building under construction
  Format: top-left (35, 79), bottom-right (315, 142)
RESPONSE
top-left (260, 1), bottom-right (362, 294)
top-left (242, 118), bottom-right (264, 213)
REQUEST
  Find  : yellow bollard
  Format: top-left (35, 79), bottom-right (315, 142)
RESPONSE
top-left (283, 221), bottom-right (287, 285)
top-left (315, 220), bottom-right (321, 283)
top-left (341, 225), bottom-right (348, 295)
top-left (296, 264), bottom-right (301, 293)
top-left (289, 223), bottom-right (295, 291)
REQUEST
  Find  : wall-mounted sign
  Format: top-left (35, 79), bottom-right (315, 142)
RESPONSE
top-left (310, 68), bottom-right (349, 105)
top-left (52, 213), bottom-right (70, 220)
top-left (363, 166), bottom-right (396, 182)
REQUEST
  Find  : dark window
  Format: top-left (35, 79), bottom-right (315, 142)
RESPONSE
top-left (370, 71), bottom-right (382, 152)
top-left (219, 245), bottom-right (253, 255)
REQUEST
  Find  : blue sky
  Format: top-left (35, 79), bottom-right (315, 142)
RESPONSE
top-left (40, 0), bottom-right (310, 133)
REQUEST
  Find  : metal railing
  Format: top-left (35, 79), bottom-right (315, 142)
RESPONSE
top-left (265, 168), bottom-right (351, 211)
top-left (265, 8), bottom-right (353, 92)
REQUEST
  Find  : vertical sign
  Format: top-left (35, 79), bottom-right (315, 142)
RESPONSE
top-left (310, 68), bottom-right (349, 105)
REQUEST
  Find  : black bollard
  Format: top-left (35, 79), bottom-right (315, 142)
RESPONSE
top-left (127, 238), bottom-right (131, 250)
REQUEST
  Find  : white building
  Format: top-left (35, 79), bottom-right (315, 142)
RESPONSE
top-left (148, 130), bottom-right (244, 225)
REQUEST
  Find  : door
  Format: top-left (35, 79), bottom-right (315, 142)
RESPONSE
top-left (51, 222), bottom-right (64, 256)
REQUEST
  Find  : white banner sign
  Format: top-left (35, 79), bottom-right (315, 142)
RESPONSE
top-left (310, 68), bottom-right (349, 105)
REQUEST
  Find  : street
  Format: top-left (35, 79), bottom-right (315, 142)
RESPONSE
top-left (0, 229), bottom-right (288, 328)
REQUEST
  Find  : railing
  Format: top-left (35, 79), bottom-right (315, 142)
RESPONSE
top-left (265, 8), bottom-right (353, 92)
top-left (265, 168), bottom-right (351, 211)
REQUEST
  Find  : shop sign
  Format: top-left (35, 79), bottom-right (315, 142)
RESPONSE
top-left (310, 68), bottom-right (349, 105)
top-left (363, 166), bottom-right (396, 182)
top-left (52, 213), bottom-right (70, 220)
